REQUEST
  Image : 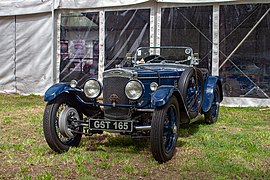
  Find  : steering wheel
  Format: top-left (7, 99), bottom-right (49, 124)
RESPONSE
top-left (144, 55), bottom-right (165, 63)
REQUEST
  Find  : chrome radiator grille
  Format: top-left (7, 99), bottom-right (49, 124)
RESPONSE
top-left (103, 76), bottom-right (131, 120)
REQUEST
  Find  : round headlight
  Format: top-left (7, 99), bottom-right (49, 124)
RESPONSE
top-left (150, 82), bottom-right (158, 91)
top-left (84, 79), bottom-right (102, 99)
top-left (125, 80), bottom-right (144, 100)
top-left (70, 80), bottom-right (78, 88)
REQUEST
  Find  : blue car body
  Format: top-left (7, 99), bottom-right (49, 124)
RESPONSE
top-left (43, 46), bottom-right (223, 163)
top-left (45, 64), bottom-right (223, 124)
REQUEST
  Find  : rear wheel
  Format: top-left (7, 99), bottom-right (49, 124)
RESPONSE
top-left (205, 85), bottom-right (221, 124)
top-left (43, 94), bottom-right (82, 153)
top-left (150, 96), bottom-right (180, 163)
top-left (179, 68), bottom-right (204, 118)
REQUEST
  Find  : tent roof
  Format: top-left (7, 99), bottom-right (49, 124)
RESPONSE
top-left (0, 0), bottom-right (269, 16)
top-left (0, 0), bottom-right (151, 16)
top-left (58, 0), bottom-right (270, 9)
top-left (0, 0), bottom-right (53, 16)
top-left (157, 0), bottom-right (238, 2)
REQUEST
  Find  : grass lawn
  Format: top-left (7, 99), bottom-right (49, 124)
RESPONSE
top-left (0, 93), bottom-right (270, 179)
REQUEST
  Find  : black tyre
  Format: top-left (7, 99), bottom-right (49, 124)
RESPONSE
top-left (205, 85), bottom-right (221, 124)
top-left (150, 95), bottom-right (180, 163)
top-left (43, 93), bottom-right (82, 153)
top-left (178, 68), bottom-right (204, 118)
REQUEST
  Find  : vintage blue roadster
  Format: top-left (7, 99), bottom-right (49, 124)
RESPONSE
top-left (43, 46), bottom-right (223, 163)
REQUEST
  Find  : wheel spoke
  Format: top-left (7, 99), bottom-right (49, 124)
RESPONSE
top-left (55, 103), bottom-right (77, 144)
top-left (163, 105), bottom-right (177, 153)
top-left (163, 124), bottom-right (171, 134)
top-left (150, 95), bottom-right (180, 163)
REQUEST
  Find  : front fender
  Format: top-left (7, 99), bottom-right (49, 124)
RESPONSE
top-left (151, 85), bottom-right (178, 107)
top-left (202, 76), bottom-right (223, 113)
top-left (44, 83), bottom-right (82, 102)
top-left (151, 85), bottom-right (190, 124)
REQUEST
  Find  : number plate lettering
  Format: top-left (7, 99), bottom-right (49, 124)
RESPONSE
top-left (89, 120), bottom-right (132, 132)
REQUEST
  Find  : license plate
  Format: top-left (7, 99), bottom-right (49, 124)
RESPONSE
top-left (89, 119), bottom-right (133, 132)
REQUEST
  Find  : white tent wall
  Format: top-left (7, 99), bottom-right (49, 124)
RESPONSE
top-left (57, 0), bottom-right (270, 8)
top-left (59, 0), bottom-right (151, 9)
top-left (15, 13), bottom-right (53, 94)
top-left (0, 0), bottom-right (53, 16)
top-left (0, 16), bottom-right (16, 93)
top-left (0, 0), bottom-right (54, 95)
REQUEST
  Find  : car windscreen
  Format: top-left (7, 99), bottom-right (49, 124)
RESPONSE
top-left (135, 47), bottom-right (193, 65)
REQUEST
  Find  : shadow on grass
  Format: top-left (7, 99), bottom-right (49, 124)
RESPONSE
top-left (78, 119), bottom-right (208, 153)
top-left (84, 134), bottom-right (149, 153)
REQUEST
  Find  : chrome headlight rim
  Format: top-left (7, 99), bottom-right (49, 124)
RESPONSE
top-left (83, 78), bottom-right (102, 99)
top-left (125, 80), bottom-right (144, 100)
top-left (150, 82), bottom-right (158, 91)
top-left (70, 79), bottom-right (78, 88)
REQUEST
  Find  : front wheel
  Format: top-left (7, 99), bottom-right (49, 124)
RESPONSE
top-left (43, 94), bottom-right (83, 153)
top-left (205, 85), bottom-right (221, 124)
top-left (150, 95), bottom-right (180, 163)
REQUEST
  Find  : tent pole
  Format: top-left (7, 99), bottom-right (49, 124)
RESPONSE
top-left (212, 5), bottom-right (220, 76)
top-left (51, 0), bottom-right (56, 84)
top-left (98, 10), bottom-right (105, 84)
top-left (150, 6), bottom-right (155, 47)
top-left (156, 4), bottom-right (161, 47)
top-left (150, 3), bottom-right (161, 47)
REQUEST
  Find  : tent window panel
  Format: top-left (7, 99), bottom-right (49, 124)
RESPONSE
top-left (105, 9), bottom-right (150, 70)
top-left (59, 12), bottom-right (99, 86)
top-left (161, 6), bottom-right (213, 69)
top-left (219, 4), bottom-right (270, 98)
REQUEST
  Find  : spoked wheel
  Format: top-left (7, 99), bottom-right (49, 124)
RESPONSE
top-left (205, 85), bottom-right (221, 124)
top-left (179, 68), bottom-right (204, 119)
top-left (43, 94), bottom-right (83, 153)
top-left (150, 96), bottom-right (180, 163)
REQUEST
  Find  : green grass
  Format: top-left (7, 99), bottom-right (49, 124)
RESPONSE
top-left (0, 93), bottom-right (270, 179)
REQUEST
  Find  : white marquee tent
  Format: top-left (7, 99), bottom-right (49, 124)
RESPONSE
top-left (0, 0), bottom-right (269, 107)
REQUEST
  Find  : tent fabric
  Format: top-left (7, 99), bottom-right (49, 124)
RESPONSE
top-left (0, 0), bottom-right (54, 16)
top-left (1, 0), bottom-right (270, 16)
top-left (156, 0), bottom-right (270, 3)
top-left (15, 13), bottom-right (53, 94)
top-left (0, 16), bottom-right (16, 93)
top-left (156, 0), bottom-right (238, 3)
top-left (0, 13), bottom-right (53, 95)
top-left (59, 0), bottom-right (150, 9)
top-left (221, 97), bottom-right (270, 107)
top-left (58, 0), bottom-right (270, 9)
